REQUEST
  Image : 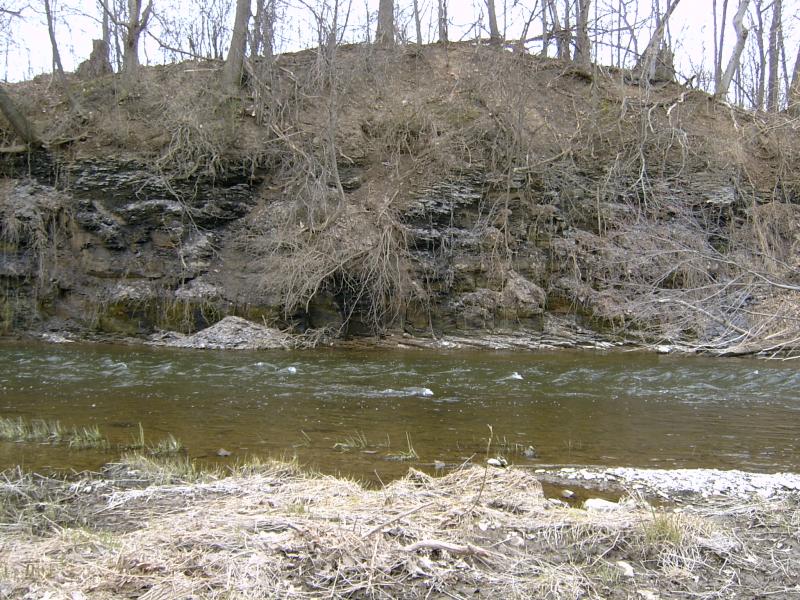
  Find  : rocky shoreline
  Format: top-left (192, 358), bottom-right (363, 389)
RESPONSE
top-left (534, 465), bottom-right (800, 502)
top-left (25, 313), bottom-right (779, 357)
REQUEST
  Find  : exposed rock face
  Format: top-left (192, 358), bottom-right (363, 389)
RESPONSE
top-left (398, 173), bottom-right (549, 333)
top-left (0, 156), bottom-right (556, 340)
top-left (2, 45), bottom-right (798, 350)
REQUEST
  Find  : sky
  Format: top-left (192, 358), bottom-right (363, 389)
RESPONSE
top-left (4, 0), bottom-right (799, 93)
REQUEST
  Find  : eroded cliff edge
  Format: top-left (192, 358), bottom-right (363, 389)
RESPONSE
top-left (2, 44), bottom-right (799, 354)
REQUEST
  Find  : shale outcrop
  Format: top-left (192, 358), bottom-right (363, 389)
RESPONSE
top-left (1, 44), bottom-right (798, 353)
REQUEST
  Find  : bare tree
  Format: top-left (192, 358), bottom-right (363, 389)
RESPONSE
top-left (252, 0), bottom-right (278, 58)
top-left (411, 0), bottom-right (421, 45)
top-left (121, 0), bottom-right (151, 77)
top-left (637, 0), bottom-right (681, 83)
top-left (546, 0), bottom-right (569, 60)
top-left (43, 0), bottom-right (66, 82)
top-left (486, 0), bottom-right (500, 44)
top-left (574, 0), bottom-right (591, 66)
top-left (99, 0), bottom-right (110, 51)
top-left (516, 4), bottom-right (539, 54)
top-left (788, 44), bottom-right (800, 115)
top-left (540, 1), bottom-right (548, 56)
top-left (99, 0), bottom-right (153, 81)
top-left (375, 0), bottom-right (394, 46)
top-left (223, 0), bottom-right (250, 89)
top-left (716, 0), bottom-right (750, 98)
top-left (766, 0), bottom-right (781, 110)
top-left (752, 0), bottom-right (767, 109)
top-left (437, 0), bottom-right (447, 42)
top-left (712, 0), bottom-right (729, 89)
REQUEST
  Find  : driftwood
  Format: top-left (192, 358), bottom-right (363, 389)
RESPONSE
top-left (0, 145), bottom-right (29, 153)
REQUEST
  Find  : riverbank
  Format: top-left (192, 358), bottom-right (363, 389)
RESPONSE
top-left (20, 311), bottom-right (788, 358)
top-left (3, 44), bottom-right (800, 357)
top-left (1, 458), bottom-right (798, 599)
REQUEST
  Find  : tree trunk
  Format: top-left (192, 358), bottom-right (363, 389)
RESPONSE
top-left (98, 0), bottom-right (110, 69)
top-left (546, 0), bottom-right (568, 60)
top-left (788, 44), bottom-right (800, 116)
top-left (713, 0), bottom-right (729, 90)
top-left (376, 0), bottom-right (394, 46)
top-left (0, 85), bottom-right (41, 147)
top-left (100, 0), bottom-right (110, 49)
top-left (438, 0), bottom-right (448, 43)
top-left (516, 7), bottom-right (538, 53)
top-left (766, 0), bottom-right (781, 111)
top-left (252, 0), bottom-right (264, 56)
top-left (223, 0), bottom-right (251, 89)
top-left (486, 0), bottom-right (500, 45)
top-left (574, 0), bottom-right (591, 66)
top-left (412, 0), bottom-right (422, 45)
top-left (754, 0), bottom-right (766, 110)
top-left (637, 0), bottom-right (681, 83)
top-left (780, 28), bottom-right (790, 102)
top-left (540, 2), bottom-right (548, 57)
top-left (716, 0), bottom-right (750, 98)
top-left (123, 0), bottom-right (151, 81)
top-left (561, 0), bottom-right (572, 60)
top-left (251, 0), bottom-right (277, 58)
top-left (44, 0), bottom-right (66, 81)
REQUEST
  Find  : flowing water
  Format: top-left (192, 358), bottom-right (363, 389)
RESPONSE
top-left (1, 341), bottom-right (799, 480)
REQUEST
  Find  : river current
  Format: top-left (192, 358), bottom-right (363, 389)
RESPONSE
top-left (1, 341), bottom-right (798, 479)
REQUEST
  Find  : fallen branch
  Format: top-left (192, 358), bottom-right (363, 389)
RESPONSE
top-left (0, 145), bottom-right (29, 153)
top-left (658, 298), bottom-right (750, 336)
top-left (362, 500), bottom-right (436, 538)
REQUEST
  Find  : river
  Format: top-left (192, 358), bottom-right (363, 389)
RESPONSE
top-left (1, 341), bottom-right (798, 479)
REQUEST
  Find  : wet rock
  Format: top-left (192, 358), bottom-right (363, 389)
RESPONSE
top-left (545, 466), bottom-right (800, 500)
top-left (40, 333), bottom-right (74, 343)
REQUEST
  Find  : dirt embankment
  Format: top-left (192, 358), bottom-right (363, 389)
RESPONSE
top-left (1, 43), bottom-right (799, 354)
top-left (1, 459), bottom-right (798, 599)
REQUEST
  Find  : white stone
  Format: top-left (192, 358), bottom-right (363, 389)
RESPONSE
top-left (584, 498), bottom-right (621, 512)
top-left (616, 560), bottom-right (635, 578)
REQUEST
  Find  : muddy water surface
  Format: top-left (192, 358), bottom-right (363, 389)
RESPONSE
top-left (1, 341), bottom-right (799, 480)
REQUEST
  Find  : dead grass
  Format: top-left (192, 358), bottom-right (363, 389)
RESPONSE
top-left (0, 460), bottom-right (798, 598)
